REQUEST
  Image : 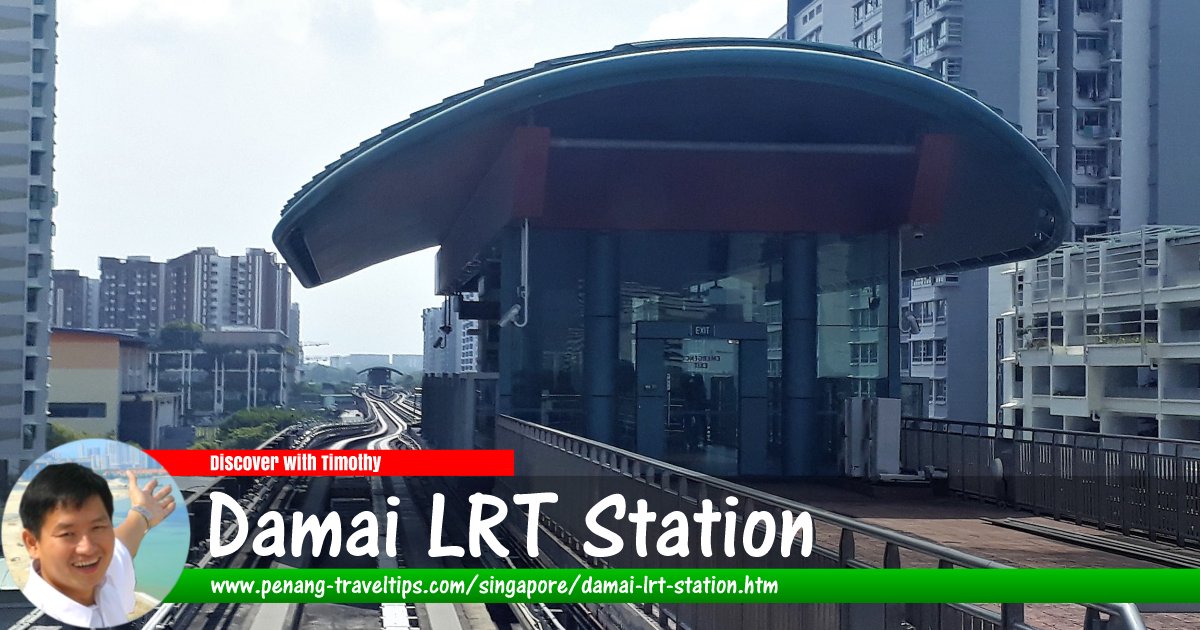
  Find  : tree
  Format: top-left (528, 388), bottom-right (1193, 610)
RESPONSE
top-left (187, 407), bottom-right (309, 449)
top-left (160, 321), bottom-right (204, 349)
top-left (46, 423), bottom-right (87, 450)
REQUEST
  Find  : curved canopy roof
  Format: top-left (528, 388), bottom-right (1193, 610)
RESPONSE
top-left (275, 38), bottom-right (1068, 288)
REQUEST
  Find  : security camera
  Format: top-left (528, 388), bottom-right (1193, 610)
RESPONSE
top-left (498, 304), bottom-right (522, 327)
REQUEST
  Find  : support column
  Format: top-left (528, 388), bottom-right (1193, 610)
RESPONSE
top-left (497, 226), bottom-right (521, 417)
top-left (887, 233), bottom-right (902, 399)
top-left (783, 234), bottom-right (820, 476)
top-left (584, 233), bottom-right (618, 444)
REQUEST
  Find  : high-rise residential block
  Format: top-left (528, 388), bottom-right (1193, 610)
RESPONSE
top-left (1005, 226), bottom-right (1200, 438)
top-left (98, 256), bottom-right (164, 332)
top-left (51, 269), bottom-right (98, 328)
top-left (0, 0), bottom-right (56, 485)
top-left (784, 0), bottom-right (1200, 426)
top-left (98, 248), bottom-right (293, 335)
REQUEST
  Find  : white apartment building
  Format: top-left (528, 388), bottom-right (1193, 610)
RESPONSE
top-left (0, 0), bottom-right (55, 484)
top-left (422, 296), bottom-right (480, 376)
top-left (785, 0), bottom-right (1200, 424)
top-left (1003, 227), bottom-right (1200, 440)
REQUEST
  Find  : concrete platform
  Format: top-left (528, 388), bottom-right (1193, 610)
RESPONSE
top-left (750, 480), bottom-right (1200, 630)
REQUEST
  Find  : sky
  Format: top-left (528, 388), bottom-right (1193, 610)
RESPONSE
top-left (52, 0), bottom-right (783, 357)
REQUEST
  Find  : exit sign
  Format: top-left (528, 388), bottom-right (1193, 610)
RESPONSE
top-left (691, 324), bottom-right (714, 337)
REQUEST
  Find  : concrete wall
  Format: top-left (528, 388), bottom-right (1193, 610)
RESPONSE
top-left (47, 334), bottom-right (120, 438)
top-left (1151, 0), bottom-right (1200, 225)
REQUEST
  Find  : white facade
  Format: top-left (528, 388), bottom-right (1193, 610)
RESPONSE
top-left (1002, 227), bottom-right (1200, 440)
top-left (786, 0), bottom-right (1200, 423)
top-left (421, 296), bottom-right (479, 376)
top-left (0, 0), bottom-right (55, 484)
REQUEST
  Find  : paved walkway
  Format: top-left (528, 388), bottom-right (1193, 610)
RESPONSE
top-left (750, 481), bottom-right (1200, 630)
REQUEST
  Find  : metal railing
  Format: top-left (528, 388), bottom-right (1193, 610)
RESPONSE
top-left (496, 414), bottom-right (1145, 630)
top-left (902, 418), bottom-right (1200, 547)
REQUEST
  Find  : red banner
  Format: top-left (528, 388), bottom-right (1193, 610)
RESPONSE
top-left (145, 450), bottom-right (514, 477)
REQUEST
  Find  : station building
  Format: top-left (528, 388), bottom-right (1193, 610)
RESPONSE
top-left (274, 40), bottom-right (1068, 478)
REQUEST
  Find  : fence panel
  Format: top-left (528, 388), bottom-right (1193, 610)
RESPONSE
top-left (902, 418), bottom-right (1200, 549)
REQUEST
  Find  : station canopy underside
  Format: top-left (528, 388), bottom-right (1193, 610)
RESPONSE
top-left (274, 39), bottom-right (1068, 289)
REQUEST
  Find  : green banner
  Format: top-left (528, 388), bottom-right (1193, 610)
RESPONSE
top-left (166, 568), bottom-right (1200, 604)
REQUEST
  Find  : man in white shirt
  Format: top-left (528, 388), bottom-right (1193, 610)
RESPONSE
top-left (19, 463), bottom-right (176, 628)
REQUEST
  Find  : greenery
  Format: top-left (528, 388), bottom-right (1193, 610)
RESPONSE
top-left (160, 320), bottom-right (205, 350)
top-left (190, 407), bottom-right (308, 450)
top-left (46, 423), bottom-right (89, 450)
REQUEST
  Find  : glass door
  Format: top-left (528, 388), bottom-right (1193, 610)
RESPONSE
top-left (664, 337), bottom-right (740, 476)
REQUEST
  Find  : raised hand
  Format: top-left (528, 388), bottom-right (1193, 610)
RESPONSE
top-left (126, 471), bottom-right (176, 528)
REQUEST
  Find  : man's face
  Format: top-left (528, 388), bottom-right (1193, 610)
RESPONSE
top-left (21, 495), bottom-right (115, 603)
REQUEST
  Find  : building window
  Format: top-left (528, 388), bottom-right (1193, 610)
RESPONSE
top-left (29, 185), bottom-right (47, 210)
top-left (1077, 34), bottom-right (1107, 53)
top-left (1077, 72), bottom-right (1108, 101)
top-left (1075, 148), bottom-right (1107, 176)
top-left (29, 151), bottom-right (42, 176)
top-left (32, 49), bottom-right (45, 74)
top-left (912, 339), bottom-right (934, 363)
top-left (26, 288), bottom-right (39, 313)
top-left (1076, 109), bottom-right (1107, 137)
top-left (1075, 186), bottom-right (1106, 206)
top-left (933, 18), bottom-right (963, 47)
top-left (24, 356), bottom-right (36, 381)
top-left (27, 253), bottom-right (42, 278)
top-left (25, 323), bottom-right (37, 347)
top-left (30, 117), bottom-right (43, 142)
top-left (933, 57), bottom-right (962, 83)
top-left (31, 82), bottom-right (45, 108)
top-left (28, 219), bottom-right (41, 245)
top-left (23, 391), bottom-right (35, 416)
top-left (851, 343), bottom-right (879, 365)
top-left (32, 14), bottom-right (46, 39)
top-left (864, 26), bottom-right (882, 51)
top-left (1038, 32), bottom-right (1056, 56)
top-left (932, 379), bottom-right (948, 403)
top-left (853, 0), bottom-right (881, 23)
top-left (48, 402), bottom-right (108, 418)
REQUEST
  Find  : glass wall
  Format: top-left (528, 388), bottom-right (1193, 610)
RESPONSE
top-left (815, 232), bottom-right (895, 459)
top-left (501, 229), bottom-right (587, 435)
top-left (616, 232), bottom-right (784, 473)
top-left (493, 227), bottom-right (897, 477)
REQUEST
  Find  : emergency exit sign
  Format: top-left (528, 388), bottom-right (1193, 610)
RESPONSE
top-left (691, 324), bottom-right (714, 337)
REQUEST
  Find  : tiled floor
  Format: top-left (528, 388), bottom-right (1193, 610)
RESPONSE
top-left (750, 481), bottom-right (1200, 630)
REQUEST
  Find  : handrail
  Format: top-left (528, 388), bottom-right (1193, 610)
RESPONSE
top-left (904, 416), bottom-right (1200, 450)
top-left (498, 413), bottom-right (1148, 629)
top-left (501, 414), bottom-right (1007, 568)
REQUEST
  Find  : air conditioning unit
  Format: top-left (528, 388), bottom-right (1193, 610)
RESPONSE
top-left (842, 397), bottom-right (902, 480)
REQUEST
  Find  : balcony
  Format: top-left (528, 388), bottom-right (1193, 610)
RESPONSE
top-left (1105, 386), bottom-right (1157, 400)
top-left (1107, 0), bottom-right (1123, 21)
